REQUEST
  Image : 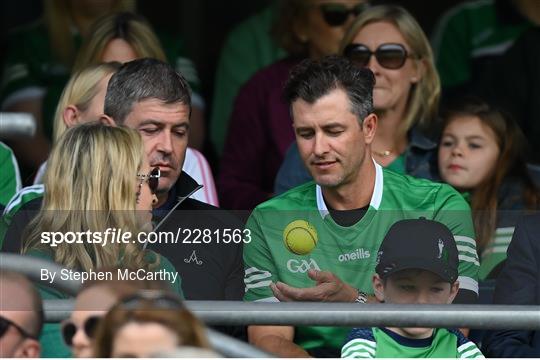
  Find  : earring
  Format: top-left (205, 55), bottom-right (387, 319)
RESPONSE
top-left (151, 194), bottom-right (158, 205)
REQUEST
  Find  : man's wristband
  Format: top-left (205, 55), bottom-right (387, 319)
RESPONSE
top-left (355, 289), bottom-right (368, 303)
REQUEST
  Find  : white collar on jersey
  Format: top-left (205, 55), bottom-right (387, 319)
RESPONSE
top-left (315, 159), bottom-right (384, 219)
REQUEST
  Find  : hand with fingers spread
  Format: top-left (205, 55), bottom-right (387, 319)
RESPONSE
top-left (270, 269), bottom-right (362, 302)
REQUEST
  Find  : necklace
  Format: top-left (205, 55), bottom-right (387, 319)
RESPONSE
top-left (373, 149), bottom-right (393, 157)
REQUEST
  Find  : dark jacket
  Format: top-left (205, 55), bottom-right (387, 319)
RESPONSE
top-left (2, 172), bottom-right (245, 302)
top-left (482, 214), bottom-right (540, 357)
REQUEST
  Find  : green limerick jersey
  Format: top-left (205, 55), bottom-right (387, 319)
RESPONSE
top-left (244, 164), bottom-right (479, 351)
top-left (0, 142), bottom-right (21, 207)
top-left (342, 327), bottom-right (484, 358)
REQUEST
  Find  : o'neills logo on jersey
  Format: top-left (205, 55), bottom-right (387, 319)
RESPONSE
top-left (338, 248), bottom-right (371, 262)
top-left (286, 258), bottom-right (321, 273)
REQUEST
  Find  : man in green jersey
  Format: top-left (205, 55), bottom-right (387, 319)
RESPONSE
top-left (244, 56), bottom-right (479, 357)
top-left (341, 219), bottom-right (484, 358)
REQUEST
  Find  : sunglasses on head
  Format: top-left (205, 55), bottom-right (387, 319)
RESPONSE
top-left (319, 2), bottom-right (369, 27)
top-left (0, 315), bottom-right (37, 340)
top-left (344, 43), bottom-right (414, 70)
top-left (120, 290), bottom-right (184, 311)
top-left (137, 167), bottom-right (160, 194)
top-left (61, 316), bottom-right (101, 346)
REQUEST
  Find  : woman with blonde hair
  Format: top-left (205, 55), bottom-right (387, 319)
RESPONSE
top-left (275, 5), bottom-right (442, 194)
top-left (72, 11), bottom-right (206, 151)
top-left (94, 290), bottom-right (212, 357)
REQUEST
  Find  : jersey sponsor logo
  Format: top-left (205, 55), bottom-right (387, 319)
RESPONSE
top-left (286, 258), bottom-right (320, 273)
top-left (338, 248), bottom-right (371, 263)
top-left (184, 250), bottom-right (203, 265)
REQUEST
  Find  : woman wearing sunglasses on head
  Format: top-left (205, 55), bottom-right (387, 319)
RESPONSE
top-left (19, 123), bottom-right (182, 357)
top-left (218, 0), bottom-right (369, 210)
top-left (93, 290), bottom-right (213, 357)
top-left (275, 5), bottom-right (441, 194)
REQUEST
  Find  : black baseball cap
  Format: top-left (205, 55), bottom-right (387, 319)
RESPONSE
top-left (375, 218), bottom-right (459, 283)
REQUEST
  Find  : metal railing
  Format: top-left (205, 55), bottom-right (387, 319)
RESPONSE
top-left (0, 112), bottom-right (36, 138)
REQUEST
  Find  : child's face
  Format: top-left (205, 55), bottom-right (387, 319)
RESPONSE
top-left (373, 269), bottom-right (459, 339)
top-left (438, 115), bottom-right (500, 191)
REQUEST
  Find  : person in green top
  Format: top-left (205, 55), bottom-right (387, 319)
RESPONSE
top-left (274, 5), bottom-right (441, 195)
top-left (438, 96), bottom-right (540, 280)
top-left (244, 55), bottom-right (479, 358)
top-left (1, 0), bottom-right (204, 172)
top-left (342, 219), bottom-right (484, 359)
top-left (20, 123), bottom-right (182, 357)
top-left (0, 142), bottom-right (21, 208)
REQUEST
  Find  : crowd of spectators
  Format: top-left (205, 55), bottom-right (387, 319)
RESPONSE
top-left (1, 0), bottom-right (539, 358)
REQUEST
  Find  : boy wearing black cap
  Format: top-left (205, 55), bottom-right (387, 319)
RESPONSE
top-left (341, 219), bottom-right (484, 358)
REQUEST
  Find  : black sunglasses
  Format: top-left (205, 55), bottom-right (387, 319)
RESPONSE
top-left (344, 43), bottom-right (414, 70)
top-left (0, 315), bottom-right (38, 340)
top-left (137, 167), bottom-right (160, 194)
top-left (319, 2), bottom-right (369, 27)
top-left (61, 315), bottom-right (101, 346)
top-left (120, 290), bottom-right (184, 311)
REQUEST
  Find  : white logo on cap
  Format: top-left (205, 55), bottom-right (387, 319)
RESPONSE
top-left (437, 239), bottom-right (444, 259)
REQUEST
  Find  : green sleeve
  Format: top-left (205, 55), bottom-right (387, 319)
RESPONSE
top-left (433, 184), bottom-right (479, 295)
top-left (243, 209), bottom-right (278, 302)
top-left (431, 6), bottom-right (473, 88)
top-left (210, 6), bottom-right (286, 155)
top-left (157, 253), bottom-right (184, 298)
top-left (0, 142), bottom-right (21, 206)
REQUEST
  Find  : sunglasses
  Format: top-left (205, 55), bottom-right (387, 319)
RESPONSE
top-left (137, 167), bottom-right (160, 194)
top-left (61, 316), bottom-right (101, 346)
top-left (0, 315), bottom-right (37, 340)
top-left (319, 2), bottom-right (368, 27)
top-left (344, 43), bottom-right (414, 70)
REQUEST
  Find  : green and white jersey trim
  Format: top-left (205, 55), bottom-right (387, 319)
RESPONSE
top-left (3, 184), bottom-right (44, 216)
top-left (316, 160), bottom-right (384, 217)
top-left (341, 339), bottom-right (377, 358)
top-left (457, 341), bottom-right (485, 358)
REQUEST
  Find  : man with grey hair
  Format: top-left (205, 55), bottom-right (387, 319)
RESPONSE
top-left (0, 271), bottom-right (43, 358)
top-left (243, 56), bottom-right (479, 357)
top-left (101, 58), bottom-right (244, 305)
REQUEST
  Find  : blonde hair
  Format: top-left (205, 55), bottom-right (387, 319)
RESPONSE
top-left (44, 0), bottom-right (134, 67)
top-left (73, 12), bottom-right (166, 73)
top-left (53, 62), bottom-right (121, 142)
top-left (340, 5), bottom-right (440, 135)
top-left (23, 123), bottom-right (155, 272)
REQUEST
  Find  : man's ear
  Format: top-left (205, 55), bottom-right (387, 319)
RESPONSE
top-left (62, 105), bottom-right (80, 128)
top-left (99, 114), bottom-right (117, 127)
top-left (372, 274), bottom-right (385, 302)
top-left (362, 113), bottom-right (377, 145)
top-left (15, 338), bottom-right (41, 358)
top-left (447, 280), bottom-right (460, 304)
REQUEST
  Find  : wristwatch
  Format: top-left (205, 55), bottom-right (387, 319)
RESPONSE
top-left (355, 289), bottom-right (368, 303)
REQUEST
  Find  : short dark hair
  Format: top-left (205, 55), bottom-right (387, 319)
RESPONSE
top-left (104, 58), bottom-right (191, 123)
top-left (284, 55), bottom-right (375, 121)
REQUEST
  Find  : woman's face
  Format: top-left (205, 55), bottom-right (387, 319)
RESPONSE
top-left (111, 322), bottom-right (179, 357)
top-left (438, 115), bottom-right (500, 191)
top-left (301, 0), bottom-right (367, 59)
top-left (68, 286), bottom-right (118, 358)
top-left (350, 21), bottom-right (420, 113)
top-left (101, 38), bottom-right (138, 63)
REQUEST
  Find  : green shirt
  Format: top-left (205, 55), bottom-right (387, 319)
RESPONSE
top-left (385, 153), bottom-right (406, 175)
top-left (342, 327), bottom-right (484, 358)
top-left (244, 164), bottom-right (479, 351)
top-left (210, 5), bottom-right (287, 155)
top-left (1, 21), bottom-right (201, 139)
top-left (431, 0), bottom-right (531, 88)
top-left (478, 226), bottom-right (514, 280)
top-left (0, 142), bottom-right (21, 207)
